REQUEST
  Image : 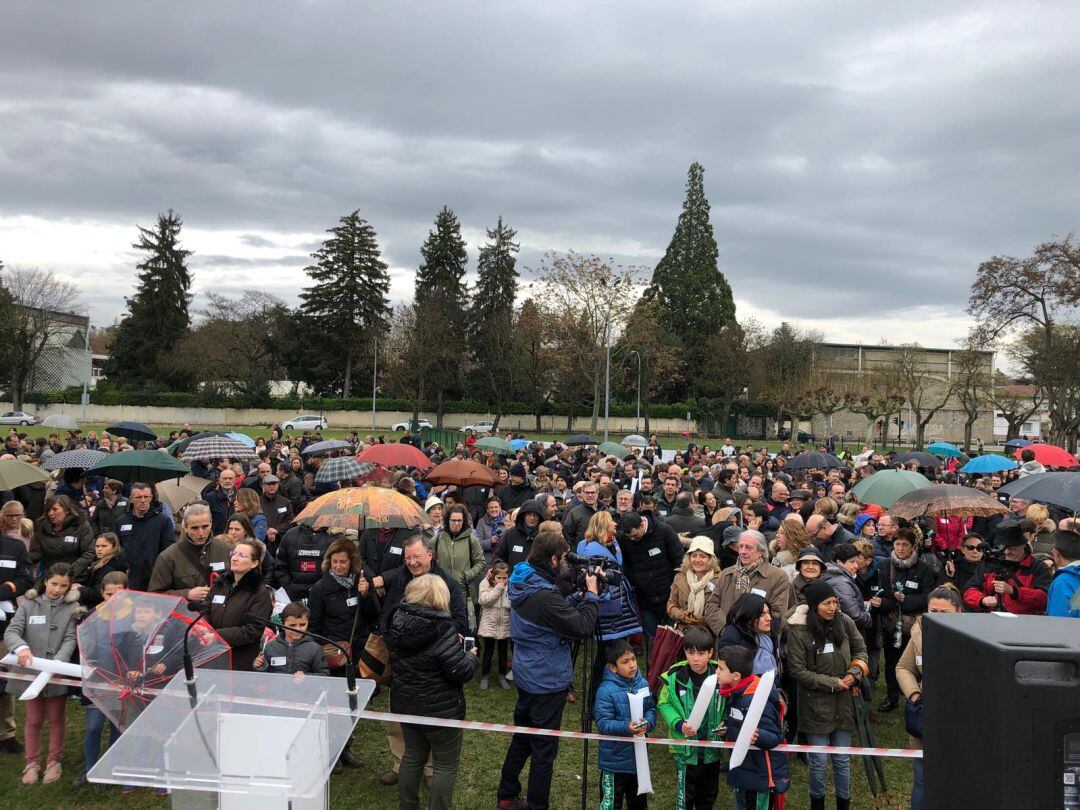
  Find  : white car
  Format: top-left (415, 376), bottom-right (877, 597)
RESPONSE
top-left (0, 411), bottom-right (39, 426)
top-left (461, 420), bottom-right (495, 434)
top-left (391, 418), bottom-right (433, 432)
top-left (280, 415), bottom-right (328, 431)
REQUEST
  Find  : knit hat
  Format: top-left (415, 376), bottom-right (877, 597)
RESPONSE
top-left (687, 536), bottom-right (715, 557)
top-left (424, 495), bottom-right (443, 513)
top-left (509, 462), bottom-right (527, 479)
top-left (804, 580), bottom-right (837, 611)
top-left (796, 546), bottom-right (825, 567)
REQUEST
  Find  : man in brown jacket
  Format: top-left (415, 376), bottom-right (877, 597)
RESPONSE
top-left (148, 504), bottom-right (233, 601)
top-left (704, 529), bottom-right (794, 634)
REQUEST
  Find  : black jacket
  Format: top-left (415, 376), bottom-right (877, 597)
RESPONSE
top-left (663, 507), bottom-right (706, 536)
top-left (360, 527), bottom-right (415, 578)
top-left (496, 499), bottom-right (543, 569)
top-left (307, 572), bottom-right (379, 648)
top-left (875, 554), bottom-right (942, 616)
top-left (203, 566), bottom-right (273, 672)
top-left (201, 484), bottom-right (236, 536)
top-left (618, 517), bottom-right (684, 609)
top-left (562, 501), bottom-right (599, 544)
top-left (114, 505), bottom-right (175, 591)
top-left (379, 563), bottom-right (468, 637)
top-left (386, 602), bottom-right (476, 719)
top-left (499, 481), bottom-right (536, 512)
top-left (0, 535), bottom-right (33, 630)
top-left (273, 524), bottom-right (333, 600)
top-left (89, 496), bottom-right (130, 537)
top-left (277, 472), bottom-right (307, 513)
top-left (75, 555), bottom-right (129, 608)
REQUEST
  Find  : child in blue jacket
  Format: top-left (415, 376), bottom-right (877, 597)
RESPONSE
top-left (594, 639), bottom-right (656, 809)
top-left (715, 645), bottom-right (790, 810)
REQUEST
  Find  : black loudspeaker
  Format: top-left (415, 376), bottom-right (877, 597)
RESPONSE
top-left (923, 614), bottom-right (1080, 809)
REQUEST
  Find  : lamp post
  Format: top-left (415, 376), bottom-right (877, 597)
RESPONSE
top-left (371, 337), bottom-right (378, 433)
top-left (603, 308), bottom-right (612, 443)
top-left (629, 350), bottom-right (641, 435)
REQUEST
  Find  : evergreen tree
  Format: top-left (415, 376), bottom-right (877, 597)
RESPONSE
top-left (105, 210), bottom-right (193, 386)
top-left (467, 217), bottom-right (519, 422)
top-left (646, 162), bottom-right (736, 395)
top-left (298, 210), bottom-right (390, 398)
top-left (416, 206), bottom-right (468, 308)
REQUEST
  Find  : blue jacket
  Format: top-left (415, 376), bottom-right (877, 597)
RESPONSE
top-left (724, 676), bottom-right (790, 795)
top-left (594, 666), bottom-right (656, 774)
top-left (508, 561), bottom-right (599, 694)
top-left (575, 539), bottom-right (641, 641)
top-left (1047, 563), bottom-right (1080, 618)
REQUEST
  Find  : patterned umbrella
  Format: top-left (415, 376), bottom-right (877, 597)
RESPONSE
top-left (41, 414), bottom-right (79, 430)
top-left (167, 431), bottom-right (228, 456)
top-left (475, 437), bottom-right (513, 454)
top-left (106, 421), bottom-right (157, 442)
top-left (87, 449), bottom-right (190, 484)
top-left (887, 484), bottom-right (1009, 520)
top-left (0, 459), bottom-right (50, 490)
top-left (156, 473), bottom-right (213, 512)
top-left (424, 458), bottom-right (498, 487)
top-left (180, 436), bottom-right (257, 463)
top-left (356, 442), bottom-right (434, 469)
top-left (301, 439), bottom-right (354, 457)
top-left (42, 449), bottom-right (107, 471)
top-left (314, 457), bottom-right (372, 484)
top-left (294, 485), bottom-right (428, 531)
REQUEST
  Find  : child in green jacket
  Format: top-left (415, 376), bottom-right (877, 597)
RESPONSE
top-left (657, 626), bottom-right (726, 810)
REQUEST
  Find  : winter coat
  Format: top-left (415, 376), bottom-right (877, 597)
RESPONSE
top-left (618, 517), bottom-right (684, 610)
top-left (666, 569), bottom-right (720, 630)
top-left (200, 484), bottom-right (237, 536)
top-left (562, 501), bottom-right (599, 544)
top-left (963, 551), bottom-right (1052, 614)
top-left (0, 534), bottom-right (34, 625)
top-left (704, 562), bottom-right (794, 635)
top-left (1048, 562), bottom-right (1080, 618)
top-left (273, 524), bottom-right (333, 600)
top-left (476, 512), bottom-right (510, 567)
top-left (433, 526), bottom-right (485, 593)
top-left (89, 496), bottom-right (130, 537)
top-left (499, 481), bottom-right (536, 513)
top-left (148, 536), bottom-right (232, 597)
top-left (203, 566), bottom-right (274, 671)
top-left (723, 675), bottom-right (790, 795)
top-left (386, 602), bottom-right (477, 720)
top-left (379, 563), bottom-right (468, 638)
top-left (113, 504), bottom-right (175, 591)
top-left (823, 563), bottom-right (872, 631)
top-left (507, 561), bottom-right (600, 694)
top-left (657, 660), bottom-right (726, 765)
top-left (307, 572), bottom-right (379, 650)
top-left (30, 514), bottom-right (95, 578)
top-left (785, 604), bottom-right (868, 735)
top-left (895, 619), bottom-right (924, 700)
top-left (360, 527), bottom-right (415, 578)
top-left (477, 576), bottom-right (511, 640)
top-left (4, 589), bottom-right (79, 697)
top-left (876, 554), bottom-right (941, 618)
top-left (259, 492), bottom-right (294, 539)
top-left (594, 667), bottom-right (656, 774)
top-left (75, 555), bottom-right (129, 607)
top-left (663, 507), bottom-right (706, 536)
top-left (716, 622), bottom-right (782, 676)
top-left (255, 635), bottom-right (329, 676)
top-left (574, 538), bottom-right (641, 641)
top-left (276, 472), bottom-right (307, 513)
top-left (495, 499), bottom-right (543, 569)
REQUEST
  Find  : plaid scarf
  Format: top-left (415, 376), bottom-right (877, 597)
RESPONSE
top-left (734, 558), bottom-right (764, 593)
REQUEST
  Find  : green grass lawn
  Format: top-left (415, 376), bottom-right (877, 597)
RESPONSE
top-left (1, 657), bottom-right (913, 809)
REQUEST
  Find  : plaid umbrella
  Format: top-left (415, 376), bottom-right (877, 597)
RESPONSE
top-left (180, 436), bottom-right (257, 463)
top-left (156, 473), bottom-right (213, 512)
top-left (43, 449), bottom-right (107, 471)
top-left (314, 457), bottom-right (372, 484)
top-left (294, 485), bottom-right (428, 531)
top-left (301, 439), bottom-right (354, 457)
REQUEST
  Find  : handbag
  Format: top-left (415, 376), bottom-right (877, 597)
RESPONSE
top-left (323, 641), bottom-right (351, 670)
top-left (358, 632), bottom-right (392, 684)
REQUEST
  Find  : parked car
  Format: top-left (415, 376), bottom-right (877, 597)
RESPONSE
top-left (0, 411), bottom-right (39, 426)
top-left (460, 420), bottom-right (495, 434)
top-left (777, 429), bottom-right (816, 442)
top-left (280, 415), bottom-right (328, 431)
top-left (391, 418), bottom-right (433, 432)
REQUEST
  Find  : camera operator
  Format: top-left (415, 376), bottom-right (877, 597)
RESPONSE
top-left (497, 528), bottom-right (601, 810)
top-left (962, 520), bottom-right (1051, 615)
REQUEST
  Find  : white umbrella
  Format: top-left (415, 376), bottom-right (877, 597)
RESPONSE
top-left (621, 434), bottom-right (648, 448)
top-left (42, 414), bottom-right (79, 430)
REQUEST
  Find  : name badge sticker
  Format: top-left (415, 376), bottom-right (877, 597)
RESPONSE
top-left (346, 597), bottom-right (359, 607)
top-left (270, 656), bottom-right (287, 667)
top-left (210, 562), bottom-right (225, 571)
top-left (29, 615), bottom-right (46, 625)
top-left (821, 642), bottom-right (835, 654)
top-left (212, 595), bottom-right (226, 604)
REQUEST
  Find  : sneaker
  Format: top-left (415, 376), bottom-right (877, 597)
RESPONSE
top-left (497, 797), bottom-right (528, 809)
top-left (379, 769), bottom-right (399, 786)
top-left (43, 761), bottom-right (62, 784)
top-left (505, 670), bottom-right (513, 682)
top-left (480, 677), bottom-right (490, 690)
top-left (22, 763), bottom-right (40, 785)
top-left (498, 676), bottom-right (511, 690)
top-left (878, 697), bottom-right (899, 713)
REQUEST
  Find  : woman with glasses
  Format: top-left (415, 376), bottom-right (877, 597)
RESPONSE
top-left (945, 532), bottom-right (985, 587)
top-left (202, 538), bottom-right (273, 671)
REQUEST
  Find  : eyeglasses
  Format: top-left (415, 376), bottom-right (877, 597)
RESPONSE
top-left (963, 544), bottom-right (985, 552)
top-left (229, 550), bottom-right (252, 559)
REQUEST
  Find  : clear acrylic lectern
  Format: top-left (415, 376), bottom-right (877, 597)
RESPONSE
top-left (89, 669), bottom-right (374, 809)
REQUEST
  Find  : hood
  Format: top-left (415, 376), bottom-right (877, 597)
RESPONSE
top-left (24, 588), bottom-right (80, 604)
top-left (515, 499), bottom-right (543, 530)
top-left (1019, 461), bottom-right (1046, 477)
top-left (824, 562), bottom-right (851, 579)
top-left (1053, 563), bottom-right (1080, 588)
top-left (507, 561), bottom-right (556, 607)
top-left (388, 602), bottom-right (450, 654)
top-left (853, 513), bottom-right (876, 537)
top-left (786, 603), bottom-right (809, 627)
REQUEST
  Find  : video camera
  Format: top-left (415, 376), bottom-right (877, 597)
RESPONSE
top-left (565, 552), bottom-right (622, 593)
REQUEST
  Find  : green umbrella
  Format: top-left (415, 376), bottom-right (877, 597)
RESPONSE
top-left (851, 469), bottom-right (934, 509)
top-left (475, 437), bottom-right (513, 454)
top-left (0, 459), bottom-right (50, 490)
top-left (87, 449), bottom-right (190, 484)
top-left (597, 441), bottom-right (629, 460)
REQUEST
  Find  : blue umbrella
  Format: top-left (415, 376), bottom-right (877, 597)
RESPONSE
top-left (927, 442), bottom-right (963, 459)
top-left (961, 455), bottom-right (1019, 474)
top-left (225, 432), bottom-right (255, 448)
top-left (509, 439), bottom-right (529, 451)
top-left (1004, 438), bottom-right (1033, 448)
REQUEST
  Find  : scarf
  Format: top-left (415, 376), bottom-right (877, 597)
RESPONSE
top-left (754, 633), bottom-right (776, 675)
top-left (332, 573), bottom-right (355, 591)
top-left (734, 558), bottom-right (764, 593)
top-left (719, 674), bottom-right (756, 698)
top-left (685, 570), bottom-right (715, 617)
top-left (890, 551), bottom-right (919, 571)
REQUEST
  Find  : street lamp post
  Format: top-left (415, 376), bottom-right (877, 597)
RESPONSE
top-left (629, 350), bottom-right (641, 435)
top-left (603, 308), bottom-right (612, 443)
top-left (371, 337), bottom-right (378, 433)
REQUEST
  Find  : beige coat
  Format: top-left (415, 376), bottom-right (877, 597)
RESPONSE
top-left (477, 577), bottom-right (510, 640)
top-left (704, 561), bottom-right (795, 634)
top-left (896, 618), bottom-right (924, 700)
top-left (666, 570), bottom-right (719, 631)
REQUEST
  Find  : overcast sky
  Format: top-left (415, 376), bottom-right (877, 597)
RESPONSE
top-left (2, 1), bottom-right (1078, 363)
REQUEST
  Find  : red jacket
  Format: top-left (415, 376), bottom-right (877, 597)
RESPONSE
top-left (963, 552), bottom-right (1052, 615)
top-left (933, 516), bottom-right (972, 553)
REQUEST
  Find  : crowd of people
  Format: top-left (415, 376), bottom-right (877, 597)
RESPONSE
top-left (0, 423), bottom-right (1078, 808)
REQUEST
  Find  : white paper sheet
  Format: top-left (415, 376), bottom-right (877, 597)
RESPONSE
top-left (627, 687), bottom-right (654, 795)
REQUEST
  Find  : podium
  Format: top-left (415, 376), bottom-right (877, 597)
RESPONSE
top-left (88, 669), bottom-right (374, 809)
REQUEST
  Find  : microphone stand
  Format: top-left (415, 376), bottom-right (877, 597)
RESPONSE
top-left (242, 612), bottom-right (359, 712)
top-left (183, 599), bottom-right (208, 709)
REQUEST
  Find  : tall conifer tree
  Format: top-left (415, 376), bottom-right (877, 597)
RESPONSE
top-left (468, 217), bottom-right (519, 421)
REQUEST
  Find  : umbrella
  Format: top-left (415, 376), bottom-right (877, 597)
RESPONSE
top-left (301, 439), bottom-right (354, 457)
top-left (621, 434), bottom-right (648, 448)
top-left (475, 437), bottom-right (513, 455)
top-left (597, 441), bottom-right (629, 460)
top-left (42, 449), bottom-right (107, 471)
top-left (887, 484), bottom-right (1008, 520)
top-left (356, 442), bottom-right (434, 469)
top-left (999, 472), bottom-right (1080, 512)
top-left (106, 421), bottom-right (157, 442)
top-left (41, 414), bottom-right (78, 430)
top-left (424, 458), bottom-right (498, 487)
top-left (78, 591), bottom-right (231, 730)
top-left (225, 432), bottom-right (255, 448)
top-left (180, 436), bottom-right (256, 463)
top-left (167, 431), bottom-right (228, 456)
top-left (88, 449), bottom-right (190, 484)
top-left (314, 456), bottom-right (371, 484)
top-left (156, 473), bottom-right (213, 512)
top-left (961, 455), bottom-right (1018, 475)
top-left (508, 438), bottom-right (530, 451)
top-left (1004, 438), bottom-right (1033, 448)
top-left (928, 442), bottom-right (963, 459)
top-left (1012, 443), bottom-right (1079, 468)
top-left (565, 434), bottom-right (594, 446)
top-left (0, 459), bottom-right (50, 490)
top-left (785, 451), bottom-right (845, 471)
top-left (850, 470), bottom-right (935, 509)
top-left (893, 451), bottom-right (941, 468)
top-left (294, 486), bottom-right (428, 531)
top-left (645, 624), bottom-right (684, 695)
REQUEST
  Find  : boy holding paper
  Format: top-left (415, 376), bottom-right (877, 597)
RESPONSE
top-left (253, 602), bottom-right (329, 676)
top-left (657, 625), bottom-right (725, 810)
top-left (594, 640), bottom-right (656, 809)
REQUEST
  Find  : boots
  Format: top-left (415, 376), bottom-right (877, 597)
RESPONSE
top-left (837, 798), bottom-right (850, 810)
top-left (810, 797), bottom-right (826, 810)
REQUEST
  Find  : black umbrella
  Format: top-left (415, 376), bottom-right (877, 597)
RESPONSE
top-left (88, 449), bottom-right (189, 484)
top-left (785, 451), bottom-right (845, 471)
top-left (999, 472), bottom-right (1080, 512)
top-left (106, 421), bottom-right (157, 442)
top-left (565, 434), bottom-right (595, 446)
top-left (893, 451), bottom-right (941, 468)
top-left (301, 439), bottom-right (355, 456)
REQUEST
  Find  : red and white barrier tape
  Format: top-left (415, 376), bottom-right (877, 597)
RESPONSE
top-left (0, 670), bottom-right (922, 759)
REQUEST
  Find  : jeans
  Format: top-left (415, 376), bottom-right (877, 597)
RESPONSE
top-left (911, 756), bottom-right (924, 810)
top-left (639, 606), bottom-right (662, 638)
top-left (806, 730), bottom-right (852, 800)
top-left (83, 707), bottom-right (120, 773)
top-left (498, 688), bottom-right (567, 809)
top-left (399, 723), bottom-right (463, 810)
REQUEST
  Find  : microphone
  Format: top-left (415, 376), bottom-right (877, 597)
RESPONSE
top-left (182, 598), bottom-right (210, 708)
top-left (242, 612), bottom-right (359, 711)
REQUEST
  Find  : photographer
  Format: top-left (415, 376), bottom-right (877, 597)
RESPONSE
top-left (497, 529), bottom-right (600, 810)
top-left (963, 520), bottom-right (1051, 615)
